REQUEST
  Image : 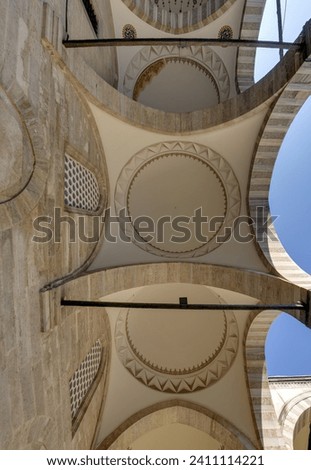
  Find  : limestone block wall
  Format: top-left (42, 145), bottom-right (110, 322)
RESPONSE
top-left (0, 0), bottom-right (112, 449)
top-left (67, 0), bottom-right (118, 86)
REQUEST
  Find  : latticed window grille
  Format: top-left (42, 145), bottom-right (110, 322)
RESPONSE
top-left (64, 155), bottom-right (100, 212)
top-left (69, 340), bottom-right (103, 420)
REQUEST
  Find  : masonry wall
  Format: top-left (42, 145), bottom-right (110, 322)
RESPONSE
top-left (67, 0), bottom-right (118, 86)
top-left (0, 0), bottom-right (113, 449)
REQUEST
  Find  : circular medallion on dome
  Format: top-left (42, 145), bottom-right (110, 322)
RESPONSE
top-left (115, 284), bottom-right (239, 393)
top-left (127, 155), bottom-right (226, 253)
top-left (115, 142), bottom-right (241, 258)
top-left (126, 305), bottom-right (226, 373)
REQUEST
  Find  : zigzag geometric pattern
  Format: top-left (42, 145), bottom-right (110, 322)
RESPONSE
top-left (115, 310), bottom-right (239, 393)
top-left (114, 141), bottom-right (241, 258)
top-left (123, 45), bottom-right (230, 102)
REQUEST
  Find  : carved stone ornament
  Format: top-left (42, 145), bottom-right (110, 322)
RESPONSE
top-left (218, 25), bottom-right (233, 40)
top-left (114, 141), bottom-right (241, 258)
top-left (123, 45), bottom-right (230, 102)
top-left (122, 24), bottom-right (137, 40)
top-left (133, 57), bottom-right (220, 103)
top-left (115, 285), bottom-right (239, 393)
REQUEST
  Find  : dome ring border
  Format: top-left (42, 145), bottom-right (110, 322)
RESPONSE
top-left (114, 141), bottom-right (241, 259)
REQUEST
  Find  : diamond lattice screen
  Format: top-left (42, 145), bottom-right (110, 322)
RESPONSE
top-left (69, 340), bottom-right (102, 420)
top-left (64, 155), bottom-right (100, 212)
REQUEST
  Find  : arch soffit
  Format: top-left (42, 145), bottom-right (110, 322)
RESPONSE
top-left (63, 263), bottom-right (307, 312)
top-left (236, 0), bottom-right (267, 93)
top-left (281, 395), bottom-right (311, 449)
top-left (44, 32), bottom-right (307, 134)
top-left (244, 311), bottom-right (286, 449)
top-left (90, 46), bottom-right (306, 133)
top-left (97, 400), bottom-right (257, 450)
top-left (245, 312), bottom-right (311, 449)
top-left (249, 58), bottom-right (311, 289)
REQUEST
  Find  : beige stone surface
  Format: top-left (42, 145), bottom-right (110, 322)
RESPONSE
top-left (0, 0), bottom-right (113, 449)
top-left (98, 401), bottom-right (256, 450)
top-left (1, 0), bottom-right (310, 451)
top-left (269, 377), bottom-right (311, 449)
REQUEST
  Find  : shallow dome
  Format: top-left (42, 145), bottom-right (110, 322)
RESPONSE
top-left (121, 0), bottom-right (237, 33)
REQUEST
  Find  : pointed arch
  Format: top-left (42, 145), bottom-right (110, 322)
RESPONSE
top-left (281, 394), bottom-right (311, 449)
top-left (249, 49), bottom-right (311, 288)
top-left (244, 311), bottom-right (286, 449)
top-left (97, 400), bottom-right (257, 450)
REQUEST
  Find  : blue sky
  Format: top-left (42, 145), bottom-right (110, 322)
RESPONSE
top-left (256, 0), bottom-right (311, 376)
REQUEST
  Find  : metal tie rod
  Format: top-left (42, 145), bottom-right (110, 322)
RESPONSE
top-left (62, 38), bottom-right (302, 50)
top-left (61, 298), bottom-right (306, 311)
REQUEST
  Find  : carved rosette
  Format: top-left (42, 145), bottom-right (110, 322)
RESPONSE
top-left (218, 25), bottom-right (233, 40)
top-left (122, 24), bottom-right (137, 40)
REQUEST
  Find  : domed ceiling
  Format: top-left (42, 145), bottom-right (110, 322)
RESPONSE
top-left (121, 0), bottom-right (237, 32)
top-left (127, 154), bottom-right (226, 253)
top-left (115, 141), bottom-right (241, 258)
top-left (123, 45), bottom-right (230, 113)
top-left (134, 58), bottom-right (220, 112)
top-left (153, 0), bottom-right (210, 14)
top-left (115, 283), bottom-right (239, 393)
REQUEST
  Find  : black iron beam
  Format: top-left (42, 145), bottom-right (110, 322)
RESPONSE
top-left (276, 0), bottom-right (284, 59)
top-left (65, 0), bottom-right (69, 40)
top-left (62, 37), bottom-right (302, 50)
top-left (61, 299), bottom-right (306, 311)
